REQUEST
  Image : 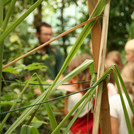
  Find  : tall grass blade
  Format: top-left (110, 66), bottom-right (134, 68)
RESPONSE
top-left (0, 0), bottom-right (4, 131)
top-left (114, 65), bottom-right (134, 114)
top-left (20, 125), bottom-right (39, 134)
top-left (1, 0), bottom-right (17, 31)
top-left (112, 69), bottom-right (134, 134)
top-left (45, 103), bottom-right (59, 133)
top-left (37, 75), bottom-right (60, 133)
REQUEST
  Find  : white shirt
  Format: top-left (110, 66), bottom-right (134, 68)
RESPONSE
top-left (68, 93), bottom-right (92, 117)
top-left (107, 83), bottom-right (117, 98)
top-left (109, 93), bottom-right (133, 134)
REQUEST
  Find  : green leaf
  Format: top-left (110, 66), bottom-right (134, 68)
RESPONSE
top-left (2, 66), bottom-right (19, 74)
top-left (45, 103), bottom-right (59, 133)
top-left (10, 34), bottom-right (19, 43)
top-left (0, 101), bottom-right (14, 106)
top-left (27, 63), bottom-right (47, 71)
top-left (20, 125), bottom-right (39, 134)
top-left (0, 74), bottom-right (36, 132)
top-left (27, 116), bottom-right (47, 129)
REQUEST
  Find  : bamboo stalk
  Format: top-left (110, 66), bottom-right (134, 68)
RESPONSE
top-left (92, 1), bottom-right (111, 134)
top-left (88, 0), bottom-right (101, 73)
top-left (100, 80), bottom-right (111, 134)
top-left (2, 15), bottom-right (101, 69)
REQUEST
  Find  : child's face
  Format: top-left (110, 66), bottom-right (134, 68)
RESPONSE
top-left (69, 77), bottom-right (79, 91)
top-left (125, 50), bottom-right (134, 62)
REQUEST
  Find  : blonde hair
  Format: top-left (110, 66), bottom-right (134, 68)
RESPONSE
top-left (121, 62), bottom-right (134, 128)
top-left (68, 55), bottom-right (91, 90)
top-left (125, 39), bottom-right (134, 52)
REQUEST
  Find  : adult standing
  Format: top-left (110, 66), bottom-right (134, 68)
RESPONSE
top-left (24, 22), bottom-right (64, 80)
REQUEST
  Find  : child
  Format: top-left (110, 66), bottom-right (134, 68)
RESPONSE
top-left (125, 39), bottom-right (134, 62)
top-left (64, 55), bottom-right (100, 134)
top-left (109, 62), bottom-right (134, 134)
top-left (105, 50), bottom-right (123, 97)
top-left (105, 50), bottom-right (123, 71)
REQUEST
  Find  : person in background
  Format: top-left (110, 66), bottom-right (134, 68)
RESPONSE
top-left (125, 39), bottom-right (134, 63)
top-left (109, 62), bottom-right (134, 134)
top-left (105, 60), bottom-right (118, 97)
top-left (63, 54), bottom-right (100, 134)
top-left (105, 50), bottom-right (123, 97)
top-left (24, 22), bottom-right (64, 80)
top-left (105, 50), bottom-right (123, 71)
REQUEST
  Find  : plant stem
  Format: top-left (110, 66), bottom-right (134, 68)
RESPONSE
top-left (0, 0), bottom-right (3, 26)
top-left (0, 0), bottom-right (4, 129)
top-left (1, 0), bottom-right (17, 31)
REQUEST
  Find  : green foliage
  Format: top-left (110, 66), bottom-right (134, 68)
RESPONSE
top-left (107, 0), bottom-right (134, 51)
top-left (1, 0), bottom-right (134, 134)
top-left (20, 124), bottom-right (39, 134)
top-left (3, 21), bottom-right (35, 65)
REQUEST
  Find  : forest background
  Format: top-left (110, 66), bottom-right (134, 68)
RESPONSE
top-left (3, 0), bottom-right (134, 65)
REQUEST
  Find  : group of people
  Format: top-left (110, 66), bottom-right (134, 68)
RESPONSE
top-left (26, 21), bottom-right (134, 134)
top-left (109, 40), bottom-right (134, 134)
top-left (65, 39), bottom-right (134, 134)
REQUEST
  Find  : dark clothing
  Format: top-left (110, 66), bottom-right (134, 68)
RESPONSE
top-left (24, 46), bottom-right (64, 80)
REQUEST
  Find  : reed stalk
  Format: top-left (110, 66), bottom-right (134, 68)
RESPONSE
top-left (0, 0), bottom-right (4, 122)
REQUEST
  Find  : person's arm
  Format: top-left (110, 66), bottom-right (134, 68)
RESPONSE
top-left (111, 116), bottom-right (119, 134)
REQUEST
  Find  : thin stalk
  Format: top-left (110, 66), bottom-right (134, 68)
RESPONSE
top-left (0, 2), bottom-right (17, 114)
top-left (114, 65), bottom-right (134, 114)
top-left (1, 0), bottom-right (17, 31)
top-left (0, 0), bottom-right (3, 26)
top-left (0, 0), bottom-right (4, 124)
top-left (93, 1), bottom-right (110, 133)
top-left (27, 75), bottom-right (59, 133)
top-left (0, 0), bottom-right (43, 43)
